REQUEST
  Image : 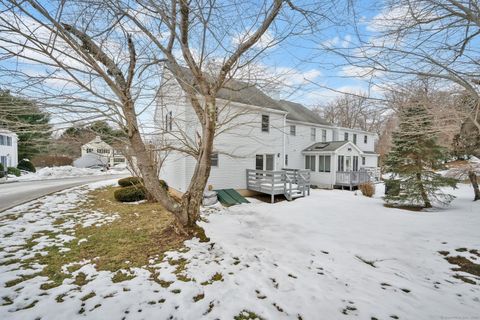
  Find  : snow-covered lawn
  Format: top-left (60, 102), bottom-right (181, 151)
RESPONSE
top-left (0, 182), bottom-right (479, 319)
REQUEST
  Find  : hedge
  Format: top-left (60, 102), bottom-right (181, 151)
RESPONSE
top-left (17, 159), bottom-right (36, 173)
top-left (114, 185), bottom-right (146, 202)
top-left (118, 176), bottom-right (143, 187)
top-left (0, 163), bottom-right (4, 178)
top-left (7, 167), bottom-right (21, 177)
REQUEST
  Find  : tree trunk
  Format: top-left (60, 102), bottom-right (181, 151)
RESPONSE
top-left (123, 102), bottom-right (183, 219)
top-left (468, 170), bottom-right (480, 201)
top-left (416, 172), bottom-right (432, 208)
top-left (180, 98), bottom-right (216, 228)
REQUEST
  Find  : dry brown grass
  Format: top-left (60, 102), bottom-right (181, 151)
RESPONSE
top-left (359, 182), bottom-right (375, 198)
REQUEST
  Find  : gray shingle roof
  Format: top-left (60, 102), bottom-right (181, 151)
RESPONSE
top-left (303, 141), bottom-right (349, 152)
top-left (167, 64), bottom-right (330, 126)
top-left (278, 100), bottom-right (330, 125)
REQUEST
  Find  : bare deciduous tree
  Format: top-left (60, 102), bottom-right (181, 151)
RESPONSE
top-left (0, 0), bottom-right (325, 232)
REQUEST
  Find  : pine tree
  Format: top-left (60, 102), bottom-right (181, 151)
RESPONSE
top-left (384, 100), bottom-right (457, 208)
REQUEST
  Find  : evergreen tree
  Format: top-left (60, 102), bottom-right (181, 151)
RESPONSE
top-left (0, 90), bottom-right (51, 160)
top-left (384, 101), bottom-right (457, 208)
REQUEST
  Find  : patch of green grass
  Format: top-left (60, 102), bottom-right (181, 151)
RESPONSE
top-left (193, 293), bottom-right (205, 302)
top-left (80, 291), bottom-right (96, 301)
top-left (112, 271), bottom-right (135, 283)
top-left (16, 300), bottom-right (38, 310)
top-left (234, 310), bottom-right (265, 320)
top-left (5, 272), bottom-right (41, 287)
top-left (0, 258), bottom-right (21, 266)
top-left (1, 296), bottom-right (13, 306)
top-left (201, 272), bottom-right (223, 286)
top-left (170, 258), bottom-right (193, 282)
top-left (56, 293), bottom-right (67, 303)
top-left (73, 272), bottom-right (89, 286)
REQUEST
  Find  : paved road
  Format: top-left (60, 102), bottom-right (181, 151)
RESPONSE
top-left (0, 175), bottom-right (126, 212)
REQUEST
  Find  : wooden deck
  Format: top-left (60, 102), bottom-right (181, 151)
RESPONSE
top-left (246, 169), bottom-right (311, 203)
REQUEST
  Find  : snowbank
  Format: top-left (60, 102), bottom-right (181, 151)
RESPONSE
top-left (15, 165), bottom-right (129, 181)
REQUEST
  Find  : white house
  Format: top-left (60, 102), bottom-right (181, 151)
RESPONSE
top-left (155, 65), bottom-right (379, 200)
top-left (0, 128), bottom-right (18, 168)
top-left (74, 136), bottom-right (126, 168)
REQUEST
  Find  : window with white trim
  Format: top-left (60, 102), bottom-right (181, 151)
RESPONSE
top-left (364, 135), bottom-right (368, 144)
top-left (344, 132), bottom-right (349, 141)
top-left (261, 115), bottom-right (269, 132)
top-left (165, 111), bottom-right (173, 132)
top-left (362, 156), bottom-right (366, 165)
top-left (305, 155), bottom-right (316, 171)
top-left (353, 134), bottom-right (357, 145)
top-left (318, 155), bottom-right (331, 172)
top-left (311, 128), bottom-right (316, 141)
top-left (210, 152), bottom-right (219, 167)
top-left (322, 129), bottom-right (327, 142)
top-left (290, 125), bottom-right (296, 136)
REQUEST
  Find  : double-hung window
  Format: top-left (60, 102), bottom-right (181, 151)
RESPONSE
top-left (311, 128), bottom-right (316, 141)
top-left (211, 152), bottom-right (219, 167)
top-left (305, 155), bottom-right (316, 171)
top-left (318, 155), bottom-right (331, 172)
top-left (344, 132), bottom-right (349, 141)
top-left (353, 134), bottom-right (357, 145)
top-left (290, 125), bottom-right (296, 136)
top-left (165, 111), bottom-right (173, 132)
top-left (322, 129), bottom-right (327, 142)
top-left (261, 115), bottom-right (269, 132)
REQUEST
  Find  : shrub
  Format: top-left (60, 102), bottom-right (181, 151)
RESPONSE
top-left (0, 163), bottom-right (4, 178)
top-left (118, 176), bottom-right (143, 187)
top-left (7, 167), bottom-right (21, 177)
top-left (32, 155), bottom-right (73, 167)
top-left (359, 182), bottom-right (375, 198)
top-left (114, 185), bottom-right (146, 202)
top-left (17, 159), bottom-right (36, 173)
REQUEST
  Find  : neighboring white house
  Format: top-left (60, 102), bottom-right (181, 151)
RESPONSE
top-left (155, 65), bottom-right (380, 195)
top-left (0, 128), bottom-right (18, 168)
top-left (74, 136), bottom-right (126, 168)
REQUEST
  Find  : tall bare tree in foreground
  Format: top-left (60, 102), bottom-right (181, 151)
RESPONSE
top-left (0, 0), bottom-right (325, 231)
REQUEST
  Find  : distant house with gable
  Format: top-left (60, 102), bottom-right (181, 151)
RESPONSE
top-left (74, 136), bottom-right (126, 168)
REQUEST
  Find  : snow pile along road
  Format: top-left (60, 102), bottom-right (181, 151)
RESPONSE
top-left (15, 166), bottom-right (128, 181)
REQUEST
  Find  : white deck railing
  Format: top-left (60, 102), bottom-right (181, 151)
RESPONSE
top-left (335, 171), bottom-right (371, 188)
top-left (246, 169), bottom-right (311, 203)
